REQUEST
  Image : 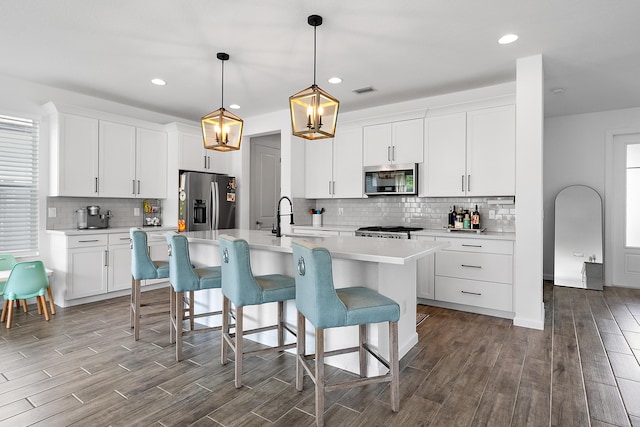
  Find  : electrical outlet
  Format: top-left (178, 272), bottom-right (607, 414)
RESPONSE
top-left (489, 210), bottom-right (496, 219)
top-left (338, 208), bottom-right (344, 216)
top-left (48, 207), bottom-right (56, 218)
top-left (134, 207), bottom-right (141, 216)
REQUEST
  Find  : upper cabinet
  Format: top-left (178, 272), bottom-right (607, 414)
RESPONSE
top-left (177, 124), bottom-right (229, 174)
top-left (46, 104), bottom-right (168, 198)
top-left (363, 119), bottom-right (424, 166)
top-left (305, 127), bottom-right (364, 199)
top-left (422, 105), bottom-right (515, 197)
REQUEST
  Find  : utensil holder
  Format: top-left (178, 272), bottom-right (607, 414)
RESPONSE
top-left (312, 214), bottom-right (323, 227)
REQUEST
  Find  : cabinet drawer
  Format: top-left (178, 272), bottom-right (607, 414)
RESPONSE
top-left (435, 237), bottom-right (513, 255)
top-left (436, 251), bottom-right (512, 284)
top-left (67, 234), bottom-right (108, 248)
top-left (108, 232), bottom-right (131, 246)
top-left (435, 276), bottom-right (512, 311)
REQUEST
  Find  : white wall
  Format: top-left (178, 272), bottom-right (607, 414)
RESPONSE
top-left (544, 106), bottom-right (640, 284)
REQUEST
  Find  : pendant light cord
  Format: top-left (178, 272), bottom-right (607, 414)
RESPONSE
top-left (220, 59), bottom-right (225, 109)
top-left (313, 24), bottom-right (317, 86)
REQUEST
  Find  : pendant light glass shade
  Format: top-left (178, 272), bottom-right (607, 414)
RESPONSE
top-left (202, 53), bottom-right (243, 151)
top-left (289, 15), bottom-right (339, 140)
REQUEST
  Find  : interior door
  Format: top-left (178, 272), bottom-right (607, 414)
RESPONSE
top-left (250, 134), bottom-right (280, 230)
top-left (610, 132), bottom-right (640, 287)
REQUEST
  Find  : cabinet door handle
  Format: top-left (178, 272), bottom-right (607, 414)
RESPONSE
top-left (79, 239), bottom-right (100, 243)
top-left (120, 237), bottom-right (129, 241)
top-left (461, 264), bottom-right (482, 269)
top-left (392, 146), bottom-right (396, 162)
top-left (95, 177), bottom-right (99, 193)
top-left (104, 250), bottom-right (108, 267)
top-left (332, 181), bottom-right (336, 195)
top-left (462, 244), bottom-right (482, 248)
top-left (137, 180), bottom-right (141, 194)
top-left (467, 175), bottom-right (471, 192)
top-left (207, 156), bottom-right (211, 169)
top-left (461, 290), bottom-right (482, 296)
top-left (132, 180), bottom-right (136, 195)
top-left (461, 175), bottom-right (465, 192)
top-left (204, 155), bottom-right (207, 169)
top-left (387, 146), bottom-right (391, 162)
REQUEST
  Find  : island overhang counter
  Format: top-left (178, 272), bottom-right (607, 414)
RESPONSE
top-left (179, 229), bottom-right (449, 374)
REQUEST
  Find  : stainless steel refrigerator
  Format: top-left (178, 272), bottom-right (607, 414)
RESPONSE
top-left (179, 171), bottom-right (236, 231)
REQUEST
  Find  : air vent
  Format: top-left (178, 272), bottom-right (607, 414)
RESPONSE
top-left (352, 86), bottom-right (375, 94)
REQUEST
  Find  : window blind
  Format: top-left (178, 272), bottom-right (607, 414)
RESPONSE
top-left (0, 114), bottom-right (39, 255)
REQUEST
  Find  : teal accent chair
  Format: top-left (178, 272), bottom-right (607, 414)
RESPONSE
top-left (291, 240), bottom-right (400, 427)
top-left (129, 228), bottom-right (170, 340)
top-left (0, 254), bottom-right (55, 315)
top-left (1, 261), bottom-right (51, 328)
top-left (218, 235), bottom-right (296, 388)
top-left (166, 232), bottom-right (223, 361)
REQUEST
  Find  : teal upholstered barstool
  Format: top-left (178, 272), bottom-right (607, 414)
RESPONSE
top-left (166, 232), bottom-right (223, 361)
top-left (218, 235), bottom-right (297, 388)
top-left (291, 240), bottom-right (400, 427)
top-left (130, 228), bottom-right (170, 340)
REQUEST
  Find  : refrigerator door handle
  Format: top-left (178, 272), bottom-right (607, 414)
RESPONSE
top-left (211, 181), bottom-right (219, 230)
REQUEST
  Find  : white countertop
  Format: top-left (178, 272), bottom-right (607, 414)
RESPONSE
top-left (183, 229), bottom-right (449, 265)
top-left (46, 226), bottom-right (177, 236)
top-left (293, 224), bottom-right (515, 241)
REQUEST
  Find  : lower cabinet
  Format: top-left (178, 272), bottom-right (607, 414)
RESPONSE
top-left (415, 236), bottom-right (435, 300)
top-left (66, 235), bottom-right (109, 299)
top-left (434, 237), bottom-right (513, 312)
top-left (51, 231), bottom-right (159, 304)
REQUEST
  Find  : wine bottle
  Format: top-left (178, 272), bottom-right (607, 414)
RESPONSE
top-left (472, 205), bottom-right (480, 229)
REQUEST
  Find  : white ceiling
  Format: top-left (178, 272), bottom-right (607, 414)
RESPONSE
top-left (2, 0), bottom-right (640, 121)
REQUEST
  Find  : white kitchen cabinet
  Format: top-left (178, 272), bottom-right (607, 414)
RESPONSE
top-left (47, 104), bottom-right (168, 198)
top-left (66, 235), bottom-right (109, 299)
top-left (363, 119), bottom-right (423, 166)
top-left (415, 235), bottom-right (435, 300)
top-left (135, 128), bottom-right (168, 198)
top-left (434, 236), bottom-right (513, 312)
top-left (49, 113), bottom-right (100, 197)
top-left (423, 105), bottom-right (515, 197)
top-left (107, 233), bottom-right (133, 292)
top-left (177, 125), bottom-right (230, 174)
top-left (100, 122), bottom-right (168, 198)
top-left (305, 126), bottom-right (363, 198)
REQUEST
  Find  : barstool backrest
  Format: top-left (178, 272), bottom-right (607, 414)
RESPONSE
top-left (166, 232), bottom-right (199, 292)
top-left (219, 235), bottom-right (263, 306)
top-left (291, 240), bottom-right (347, 329)
top-left (130, 228), bottom-right (158, 280)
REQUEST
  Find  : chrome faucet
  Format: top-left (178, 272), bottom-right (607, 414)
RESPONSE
top-left (274, 196), bottom-right (294, 237)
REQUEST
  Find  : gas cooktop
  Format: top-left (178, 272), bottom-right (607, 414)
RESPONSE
top-left (355, 226), bottom-right (423, 239)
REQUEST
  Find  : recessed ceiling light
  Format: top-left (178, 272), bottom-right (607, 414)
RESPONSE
top-left (229, 104), bottom-right (240, 109)
top-left (151, 78), bottom-right (166, 86)
top-left (498, 34), bottom-right (518, 45)
top-left (328, 77), bottom-right (342, 84)
top-left (550, 87), bottom-right (566, 95)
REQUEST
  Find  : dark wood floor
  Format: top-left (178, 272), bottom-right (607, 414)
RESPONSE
top-left (1, 282), bottom-right (639, 426)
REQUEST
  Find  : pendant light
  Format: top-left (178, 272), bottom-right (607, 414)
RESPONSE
top-left (289, 15), bottom-right (339, 140)
top-left (202, 52), bottom-right (244, 151)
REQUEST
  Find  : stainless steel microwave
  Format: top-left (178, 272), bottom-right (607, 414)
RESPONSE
top-left (364, 163), bottom-right (418, 196)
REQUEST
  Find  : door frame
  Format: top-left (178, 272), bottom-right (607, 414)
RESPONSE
top-left (605, 127), bottom-right (640, 287)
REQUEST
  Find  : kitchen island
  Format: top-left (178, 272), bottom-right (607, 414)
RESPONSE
top-left (180, 229), bottom-right (448, 374)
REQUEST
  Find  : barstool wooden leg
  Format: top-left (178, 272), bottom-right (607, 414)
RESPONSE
top-left (36, 297), bottom-right (43, 315)
top-left (359, 324), bottom-right (367, 378)
top-left (234, 306), bottom-right (243, 388)
top-left (5, 300), bottom-right (14, 328)
top-left (296, 310), bottom-right (305, 392)
top-left (169, 286), bottom-right (176, 344)
top-left (389, 321), bottom-right (399, 412)
top-left (133, 279), bottom-right (142, 340)
top-left (315, 328), bottom-right (325, 427)
top-left (130, 277), bottom-right (136, 329)
top-left (189, 290), bottom-right (195, 331)
top-left (1, 300), bottom-right (8, 323)
top-left (221, 296), bottom-right (230, 364)
top-left (277, 301), bottom-right (284, 347)
top-left (47, 286), bottom-right (56, 315)
top-left (176, 291), bottom-right (184, 361)
top-left (20, 300), bottom-right (27, 313)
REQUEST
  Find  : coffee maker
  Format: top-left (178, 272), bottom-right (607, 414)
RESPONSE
top-left (77, 206), bottom-right (111, 229)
